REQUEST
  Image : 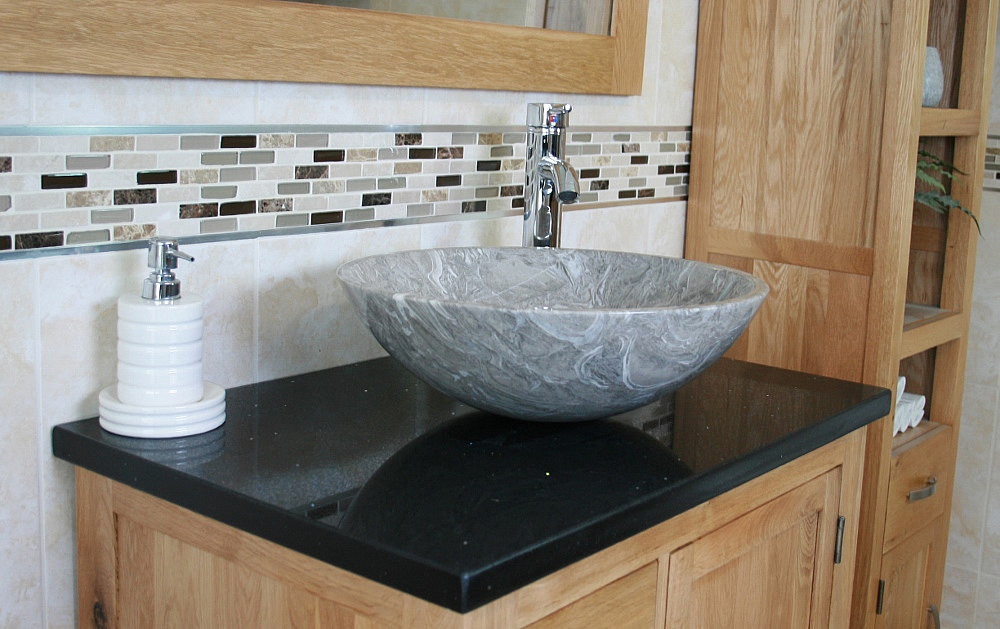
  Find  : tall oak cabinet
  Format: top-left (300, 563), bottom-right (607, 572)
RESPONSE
top-left (685, 0), bottom-right (998, 626)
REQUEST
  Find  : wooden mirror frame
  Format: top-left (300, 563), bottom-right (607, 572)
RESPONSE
top-left (0, 0), bottom-right (647, 95)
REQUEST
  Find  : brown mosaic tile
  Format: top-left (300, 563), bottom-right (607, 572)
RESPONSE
top-left (220, 200), bottom-right (256, 216)
top-left (676, 164), bottom-right (690, 173)
top-left (395, 133), bottom-right (422, 146)
top-left (500, 185), bottom-right (523, 197)
top-left (631, 156), bottom-right (649, 165)
top-left (658, 165), bottom-right (675, 175)
top-left (115, 224), bottom-right (156, 240)
top-left (0, 235), bottom-right (10, 250)
top-left (478, 133), bottom-right (502, 145)
top-left (512, 197), bottom-right (524, 209)
top-left (618, 190), bottom-right (637, 199)
top-left (259, 198), bottom-right (292, 213)
top-left (221, 135), bottom-right (256, 149)
top-left (437, 147), bottom-right (464, 159)
top-left (115, 189), bottom-right (157, 205)
top-left (15, 231), bottom-right (64, 249)
top-left (638, 188), bottom-right (655, 198)
top-left (436, 175), bottom-right (462, 187)
top-left (66, 190), bottom-right (113, 208)
top-left (313, 150), bottom-right (346, 163)
top-left (408, 148), bottom-right (436, 160)
top-left (0, 156), bottom-right (10, 173)
top-left (590, 180), bottom-right (610, 191)
top-left (462, 200), bottom-right (487, 213)
top-left (41, 173), bottom-right (88, 190)
top-left (180, 203), bottom-right (219, 219)
top-left (362, 193), bottom-right (391, 206)
top-left (622, 143), bottom-right (640, 153)
top-left (580, 168), bottom-right (600, 179)
top-left (137, 170), bottom-right (178, 185)
top-left (477, 160), bottom-right (501, 172)
top-left (295, 165), bottom-right (328, 179)
top-left (260, 133), bottom-right (295, 149)
top-left (311, 211), bottom-right (344, 225)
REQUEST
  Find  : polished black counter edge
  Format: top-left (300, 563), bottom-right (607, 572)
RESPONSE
top-left (52, 364), bottom-right (891, 613)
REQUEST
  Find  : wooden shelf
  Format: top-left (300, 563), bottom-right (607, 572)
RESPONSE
top-left (891, 420), bottom-right (946, 457)
top-left (900, 304), bottom-right (963, 358)
top-left (919, 108), bottom-right (982, 137)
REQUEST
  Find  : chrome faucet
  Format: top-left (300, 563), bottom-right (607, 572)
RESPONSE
top-left (523, 103), bottom-right (580, 247)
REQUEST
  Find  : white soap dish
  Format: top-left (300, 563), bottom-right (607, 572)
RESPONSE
top-left (98, 381), bottom-right (226, 439)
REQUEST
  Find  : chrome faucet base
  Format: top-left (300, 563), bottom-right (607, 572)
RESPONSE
top-left (523, 103), bottom-right (580, 248)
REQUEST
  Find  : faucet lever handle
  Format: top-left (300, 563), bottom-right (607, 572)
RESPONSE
top-left (527, 103), bottom-right (573, 129)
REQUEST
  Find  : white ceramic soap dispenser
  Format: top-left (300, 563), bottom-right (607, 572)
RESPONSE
top-left (98, 237), bottom-right (226, 438)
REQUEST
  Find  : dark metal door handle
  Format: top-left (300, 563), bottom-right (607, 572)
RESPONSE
top-left (928, 603), bottom-right (941, 629)
top-left (908, 476), bottom-right (937, 502)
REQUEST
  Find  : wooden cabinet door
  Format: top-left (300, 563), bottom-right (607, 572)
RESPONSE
top-left (874, 517), bottom-right (945, 629)
top-left (663, 469), bottom-right (844, 629)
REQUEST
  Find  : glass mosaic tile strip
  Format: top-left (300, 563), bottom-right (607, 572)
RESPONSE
top-left (0, 125), bottom-right (692, 253)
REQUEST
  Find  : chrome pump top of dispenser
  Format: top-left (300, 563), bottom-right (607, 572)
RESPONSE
top-left (142, 237), bottom-right (195, 301)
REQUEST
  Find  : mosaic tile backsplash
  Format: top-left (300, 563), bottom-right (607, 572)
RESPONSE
top-left (0, 126), bottom-right (692, 254)
top-left (982, 135), bottom-right (1000, 190)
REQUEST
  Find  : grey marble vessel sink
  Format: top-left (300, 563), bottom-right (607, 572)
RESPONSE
top-left (337, 247), bottom-right (768, 421)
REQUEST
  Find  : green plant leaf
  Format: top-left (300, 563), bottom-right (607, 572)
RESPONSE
top-left (914, 149), bottom-right (981, 236)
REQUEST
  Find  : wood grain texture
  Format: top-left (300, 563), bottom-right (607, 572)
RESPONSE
top-left (76, 469), bottom-right (118, 629)
top-left (0, 0), bottom-right (647, 95)
top-left (882, 424), bottom-right (953, 553)
top-left (874, 517), bottom-right (945, 629)
top-left (689, 0), bottom-right (886, 249)
top-left (664, 470), bottom-right (842, 629)
top-left (523, 563), bottom-right (656, 629)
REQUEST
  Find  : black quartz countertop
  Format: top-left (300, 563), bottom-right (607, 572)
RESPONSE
top-left (52, 357), bottom-right (889, 612)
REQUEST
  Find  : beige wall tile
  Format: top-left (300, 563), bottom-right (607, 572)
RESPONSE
top-left (981, 409), bottom-right (1000, 576)
top-left (942, 563), bottom-right (979, 628)
top-left (950, 383), bottom-right (998, 570)
top-left (184, 240), bottom-right (258, 388)
top-left (418, 215), bottom-right (520, 249)
top-left (645, 200), bottom-right (687, 256)
top-left (0, 259), bottom-right (44, 628)
top-left (257, 226), bottom-right (422, 380)
top-left (974, 573), bottom-right (1000, 629)
top-left (0, 72), bottom-right (32, 126)
top-left (33, 74), bottom-right (257, 126)
top-left (561, 205), bottom-right (653, 253)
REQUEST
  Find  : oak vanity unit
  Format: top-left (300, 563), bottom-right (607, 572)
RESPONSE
top-left (686, 0), bottom-right (998, 625)
top-left (54, 357), bottom-right (889, 628)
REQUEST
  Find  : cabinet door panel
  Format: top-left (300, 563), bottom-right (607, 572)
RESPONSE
top-left (875, 518), bottom-right (944, 629)
top-left (524, 562), bottom-right (657, 629)
top-left (664, 469), bottom-right (842, 629)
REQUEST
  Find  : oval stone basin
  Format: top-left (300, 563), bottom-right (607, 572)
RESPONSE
top-left (337, 247), bottom-right (768, 421)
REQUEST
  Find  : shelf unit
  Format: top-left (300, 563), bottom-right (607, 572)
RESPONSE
top-left (685, 0), bottom-right (998, 626)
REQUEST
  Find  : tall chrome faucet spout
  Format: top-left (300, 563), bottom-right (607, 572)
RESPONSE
top-left (523, 103), bottom-right (580, 248)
